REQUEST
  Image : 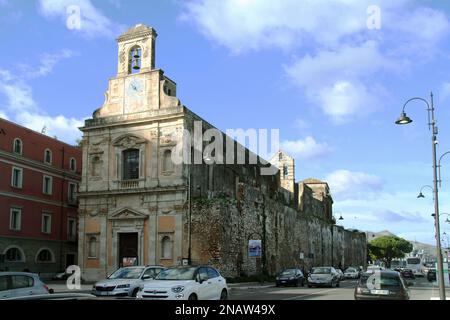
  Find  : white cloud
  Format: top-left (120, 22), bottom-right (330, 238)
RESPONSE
top-left (326, 169), bottom-right (383, 200)
top-left (38, 0), bottom-right (126, 38)
top-left (284, 41), bottom-right (396, 123)
top-left (18, 111), bottom-right (84, 143)
top-left (0, 51), bottom-right (85, 144)
top-left (281, 136), bottom-right (331, 160)
top-left (181, 0), bottom-right (415, 53)
top-left (317, 81), bottom-right (386, 123)
top-left (0, 110), bottom-right (8, 120)
top-left (19, 49), bottom-right (75, 79)
top-left (182, 1), bottom-right (449, 123)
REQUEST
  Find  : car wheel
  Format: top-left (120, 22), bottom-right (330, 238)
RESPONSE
top-left (188, 293), bottom-right (198, 300)
top-left (276, 283), bottom-right (280, 287)
top-left (220, 289), bottom-right (228, 300)
top-left (131, 288), bottom-right (139, 298)
top-left (295, 279), bottom-right (299, 287)
top-left (301, 279), bottom-right (305, 287)
top-left (336, 281), bottom-right (340, 288)
top-left (308, 285), bottom-right (312, 288)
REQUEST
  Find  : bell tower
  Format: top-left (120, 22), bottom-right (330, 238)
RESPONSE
top-left (116, 24), bottom-right (157, 77)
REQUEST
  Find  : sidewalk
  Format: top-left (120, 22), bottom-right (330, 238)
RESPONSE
top-left (46, 281), bottom-right (93, 293)
top-left (227, 282), bottom-right (273, 290)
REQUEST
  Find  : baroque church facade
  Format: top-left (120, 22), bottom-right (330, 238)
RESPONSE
top-left (78, 24), bottom-right (367, 281)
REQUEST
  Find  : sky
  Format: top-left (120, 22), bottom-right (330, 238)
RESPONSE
top-left (1, 0), bottom-right (450, 245)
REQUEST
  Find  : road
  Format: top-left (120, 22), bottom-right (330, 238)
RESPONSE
top-left (229, 278), bottom-right (450, 300)
top-left (49, 277), bottom-right (450, 300)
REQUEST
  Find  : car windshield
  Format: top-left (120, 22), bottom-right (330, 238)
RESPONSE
top-left (359, 273), bottom-right (402, 287)
top-left (155, 267), bottom-right (197, 280)
top-left (108, 267), bottom-right (144, 279)
top-left (345, 268), bottom-right (356, 273)
top-left (312, 268), bottom-right (331, 274)
top-left (280, 269), bottom-right (296, 276)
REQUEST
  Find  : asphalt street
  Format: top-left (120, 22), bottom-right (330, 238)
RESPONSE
top-left (229, 278), bottom-right (450, 300)
top-left (48, 277), bottom-right (450, 300)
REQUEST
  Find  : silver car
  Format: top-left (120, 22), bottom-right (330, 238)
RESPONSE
top-left (92, 265), bottom-right (165, 297)
top-left (307, 267), bottom-right (340, 288)
top-left (0, 272), bottom-right (51, 299)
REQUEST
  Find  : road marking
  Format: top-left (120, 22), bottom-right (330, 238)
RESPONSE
top-left (282, 288), bottom-right (337, 300)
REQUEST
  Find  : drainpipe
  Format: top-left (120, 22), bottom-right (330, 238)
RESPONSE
top-left (60, 146), bottom-right (65, 272)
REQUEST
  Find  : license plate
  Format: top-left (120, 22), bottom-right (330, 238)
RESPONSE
top-left (99, 292), bottom-right (108, 296)
top-left (370, 290), bottom-right (389, 295)
top-left (281, 281), bottom-right (286, 283)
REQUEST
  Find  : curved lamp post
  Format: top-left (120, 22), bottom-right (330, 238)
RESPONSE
top-left (417, 185), bottom-right (433, 198)
top-left (396, 92), bottom-right (446, 300)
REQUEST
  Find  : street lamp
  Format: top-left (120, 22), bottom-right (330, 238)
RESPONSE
top-left (417, 185), bottom-right (433, 198)
top-left (438, 151), bottom-right (450, 188)
top-left (396, 92), bottom-right (446, 300)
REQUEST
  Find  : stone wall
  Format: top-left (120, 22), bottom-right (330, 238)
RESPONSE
top-left (188, 163), bottom-right (367, 277)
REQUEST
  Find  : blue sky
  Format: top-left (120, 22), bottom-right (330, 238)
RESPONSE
top-left (1, 0), bottom-right (450, 245)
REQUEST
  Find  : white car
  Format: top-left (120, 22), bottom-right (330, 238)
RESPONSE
top-left (0, 272), bottom-right (51, 299)
top-left (92, 265), bottom-right (165, 297)
top-left (137, 266), bottom-right (229, 300)
top-left (344, 267), bottom-right (360, 279)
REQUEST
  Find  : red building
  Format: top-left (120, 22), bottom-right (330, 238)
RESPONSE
top-left (0, 118), bottom-right (81, 278)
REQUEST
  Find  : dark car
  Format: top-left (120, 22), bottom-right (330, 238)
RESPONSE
top-left (276, 268), bottom-right (305, 287)
top-left (427, 269), bottom-right (436, 282)
top-left (400, 268), bottom-right (415, 279)
top-left (354, 270), bottom-right (411, 300)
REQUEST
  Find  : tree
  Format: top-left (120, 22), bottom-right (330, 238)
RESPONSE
top-left (367, 236), bottom-right (413, 268)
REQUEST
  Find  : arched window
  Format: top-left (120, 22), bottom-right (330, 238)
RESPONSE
top-left (36, 249), bottom-right (54, 263)
top-left (122, 149), bottom-right (139, 180)
top-left (70, 158), bottom-right (76, 172)
top-left (128, 46), bottom-right (141, 74)
top-left (161, 236), bottom-right (172, 259)
top-left (88, 236), bottom-right (97, 258)
top-left (5, 247), bottom-right (24, 262)
top-left (13, 138), bottom-right (22, 155)
top-left (44, 149), bottom-right (52, 164)
top-left (283, 164), bottom-right (288, 177)
top-left (162, 150), bottom-right (173, 172)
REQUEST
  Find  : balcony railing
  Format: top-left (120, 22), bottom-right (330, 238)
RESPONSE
top-left (117, 179), bottom-right (144, 190)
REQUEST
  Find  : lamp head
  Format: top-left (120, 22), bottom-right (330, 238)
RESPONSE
top-left (395, 112), bottom-right (413, 125)
top-left (417, 192), bottom-right (425, 198)
top-left (446, 217), bottom-right (450, 224)
top-left (339, 215), bottom-right (344, 220)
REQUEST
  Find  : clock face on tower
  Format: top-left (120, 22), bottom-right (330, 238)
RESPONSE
top-left (127, 78), bottom-right (144, 97)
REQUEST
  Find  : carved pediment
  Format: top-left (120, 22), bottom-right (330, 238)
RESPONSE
top-left (113, 134), bottom-right (147, 149)
top-left (108, 207), bottom-right (148, 220)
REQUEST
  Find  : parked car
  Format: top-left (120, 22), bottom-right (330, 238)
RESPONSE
top-left (5, 293), bottom-right (97, 300)
top-left (307, 267), bottom-right (340, 288)
top-left (427, 268), bottom-right (437, 282)
top-left (344, 267), bottom-right (360, 279)
top-left (0, 272), bottom-right (51, 299)
top-left (92, 265), bottom-right (165, 297)
top-left (354, 270), bottom-right (411, 300)
top-left (137, 266), bottom-right (228, 300)
top-left (275, 268), bottom-right (305, 287)
top-left (400, 268), bottom-right (415, 279)
top-left (336, 269), bottom-right (345, 281)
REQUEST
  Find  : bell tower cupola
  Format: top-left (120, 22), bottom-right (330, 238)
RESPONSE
top-left (116, 24), bottom-right (157, 77)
